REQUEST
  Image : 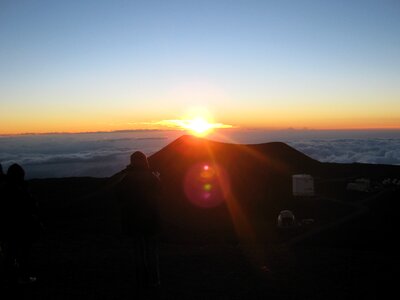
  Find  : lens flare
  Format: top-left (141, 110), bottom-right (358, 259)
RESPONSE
top-left (184, 162), bottom-right (230, 208)
top-left (203, 183), bottom-right (212, 191)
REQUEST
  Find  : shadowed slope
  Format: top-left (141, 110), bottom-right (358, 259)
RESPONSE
top-left (145, 135), bottom-right (400, 243)
top-left (145, 135), bottom-right (323, 242)
top-left (149, 135), bottom-right (320, 175)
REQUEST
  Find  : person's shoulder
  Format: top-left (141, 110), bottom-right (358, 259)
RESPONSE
top-left (148, 172), bottom-right (161, 190)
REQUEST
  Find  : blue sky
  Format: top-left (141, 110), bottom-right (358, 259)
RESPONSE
top-left (1, 0), bottom-right (399, 133)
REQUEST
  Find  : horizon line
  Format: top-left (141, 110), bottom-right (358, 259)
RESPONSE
top-left (1, 127), bottom-right (400, 137)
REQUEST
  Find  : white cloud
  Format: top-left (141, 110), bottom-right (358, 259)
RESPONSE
top-left (1, 130), bottom-right (399, 178)
top-left (0, 131), bottom-right (178, 178)
top-left (288, 139), bottom-right (400, 165)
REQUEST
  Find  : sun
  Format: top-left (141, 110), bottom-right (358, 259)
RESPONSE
top-left (184, 117), bottom-right (214, 136)
top-left (156, 110), bottom-right (233, 136)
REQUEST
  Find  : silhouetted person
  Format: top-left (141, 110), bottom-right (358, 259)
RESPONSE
top-left (0, 163), bottom-right (6, 275)
top-left (116, 152), bottom-right (161, 289)
top-left (0, 164), bottom-right (41, 284)
top-left (0, 163), bottom-right (4, 181)
top-left (0, 162), bottom-right (5, 195)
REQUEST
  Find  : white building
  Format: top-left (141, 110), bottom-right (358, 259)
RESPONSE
top-left (292, 174), bottom-right (315, 196)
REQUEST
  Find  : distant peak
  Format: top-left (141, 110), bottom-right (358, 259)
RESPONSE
top-left (174, 134), bottom-right (207, 143)
top-left (177, 134), bottom-right (194, 140)
top-left (178, 134), bottom-right (201, 140)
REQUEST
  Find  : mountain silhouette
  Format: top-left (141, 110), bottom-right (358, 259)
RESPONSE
top-left (144, 135), bottom-right (399, 242)
top-left (150, 135), bottom-right (321, 174)
top-left (145, 136), bottom-right (316, 240)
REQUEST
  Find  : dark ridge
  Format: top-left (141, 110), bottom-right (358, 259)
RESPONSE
top-left (145, 135), bottom-right (399, 242)
top-left (149, 135), bottom-right (320, 175)
top-left (145, 136), bottom-right (323, 242)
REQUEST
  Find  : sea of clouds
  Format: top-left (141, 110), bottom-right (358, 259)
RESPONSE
top-left (1, 129), bottom-right (399, 178)
top-left (288, 139), bottom-right (400, 165)
top-left (0, 131), bottom-right (182, 178)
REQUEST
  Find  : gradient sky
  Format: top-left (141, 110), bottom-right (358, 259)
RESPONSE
top-left (1, 0), bottom-right (399, 134)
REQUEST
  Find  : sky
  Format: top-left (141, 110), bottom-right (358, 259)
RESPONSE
top-left (1, 0), bottom-right (400, 134)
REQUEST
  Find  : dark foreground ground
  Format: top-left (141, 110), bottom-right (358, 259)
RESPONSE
top-left (2, 237), bottom-right (397, 299)
top-left (1, 177), bottom-right (399, 299)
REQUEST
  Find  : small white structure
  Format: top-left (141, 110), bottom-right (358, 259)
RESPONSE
top-left (292, 174), bottom-right (314, 196)
top-left (346, 178), bottom-right (370, 192)
top-left (277, 210), bottom-right (297, 228)
top-left (382, 178), bottom-right (400, 186)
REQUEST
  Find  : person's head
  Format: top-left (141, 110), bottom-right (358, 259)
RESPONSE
top-left (129, 151), bottom-right (149, 170)
top-left (7, 163), bottom-right (25, 182)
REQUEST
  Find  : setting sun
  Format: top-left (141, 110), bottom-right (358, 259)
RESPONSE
top-left (152, 114), bottom-right (233, 137)
top-left (184, 117), bottom-right (214, 136)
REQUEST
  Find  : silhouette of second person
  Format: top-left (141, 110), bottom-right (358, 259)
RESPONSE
top-left (0, 164), bottom-right (41, 284)
top-left (116, 151), bottom-right (161, 288)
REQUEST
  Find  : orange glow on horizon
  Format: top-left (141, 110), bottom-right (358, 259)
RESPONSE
top-left (2, 124), bottom-right (400, 136)
top-left (1, 114), bottom-right (399, 135)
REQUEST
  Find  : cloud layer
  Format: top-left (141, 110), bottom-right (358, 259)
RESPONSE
top-left (1, 130), bottom-right (399, 178)
top-left (0, 131), bottom-right (180, 178)
top-left (288, 139), bottom-right (400, 165)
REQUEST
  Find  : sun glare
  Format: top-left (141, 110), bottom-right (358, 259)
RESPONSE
top-left (185, 117), bottom-right (213, 136)
top-left (154, 109), bottom-right (233, 136)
